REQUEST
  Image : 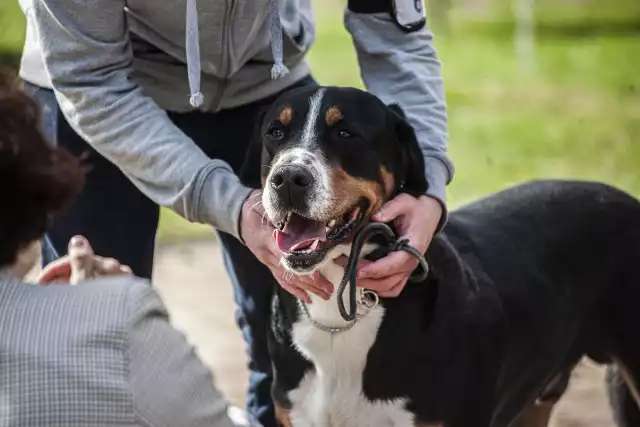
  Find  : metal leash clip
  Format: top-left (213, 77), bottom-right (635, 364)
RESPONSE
top-left (358, 289), bottom-right (379, 310)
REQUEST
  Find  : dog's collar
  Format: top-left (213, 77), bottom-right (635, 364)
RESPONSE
top-left (295, 222), bottom-right (428, 333)
top-left (296, 288), bottom-right (379, 333)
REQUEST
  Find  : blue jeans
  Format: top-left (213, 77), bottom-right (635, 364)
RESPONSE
top-left (23, 76), bottom-right (317, 427)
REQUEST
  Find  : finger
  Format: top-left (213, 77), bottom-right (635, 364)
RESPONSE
top-left (294, 271), bottom-right (333, 294)
top-left (287, 274), bottom-right (331, 300)
top-left (279, 281), bottom-right (311, 303)
top-left (269, 266), bottom-right (313, 303)
top-left (256, 250), bottom-right (277, 267)
top-left (68, 234), bottom-right (91, 250)
top-left (268, 242), bottom-right (333, 295)
top-left (358, 251), bottom-right (415, 280)
top-left (355, 272), bottom-right (407, 293)
top-left (260, 249), bottom-right (283, 272)
top-left (95, 257), bottom-right (131, 276)
top-left (36, 256), bottom-right (72, 284)
top-left (312, 272), bottom-right (334, 294)
top-left (377, 277), bottom-right (409, 298)
top-left (70, 252), bottom-right (97, 280)
top-left (372, 193), bottom-right (414, 222)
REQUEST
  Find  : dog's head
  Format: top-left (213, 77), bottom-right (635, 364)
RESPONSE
top-left (242, 86), bottom-right (427, 274)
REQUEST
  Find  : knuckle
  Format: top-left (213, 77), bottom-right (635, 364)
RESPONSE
top-left (397, 193), bottom-right (413, 204)
top-left (359, 279), bottom-right (374, 290)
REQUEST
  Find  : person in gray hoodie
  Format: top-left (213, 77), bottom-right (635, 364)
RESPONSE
top-left (18, 0), bottom-right (454, 425)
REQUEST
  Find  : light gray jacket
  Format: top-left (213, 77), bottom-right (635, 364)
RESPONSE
top-left (18, 0), bottom-right (453, 239)
top-left (0, 269), bottom-right (244, 427)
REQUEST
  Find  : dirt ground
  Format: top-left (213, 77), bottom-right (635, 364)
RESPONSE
top-left (151, 240), bottom-right (615, 426)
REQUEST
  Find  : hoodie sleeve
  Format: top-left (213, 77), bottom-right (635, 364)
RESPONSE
top-left (344, 0), bottom-right (454, 227)
top-left (29, 0), bottom-right (252, 239)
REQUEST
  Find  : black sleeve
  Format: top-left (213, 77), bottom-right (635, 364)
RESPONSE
top-left (347, 0), bottom-right (426, 32)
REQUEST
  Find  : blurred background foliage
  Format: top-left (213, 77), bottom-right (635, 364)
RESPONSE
top-left (1, 0), bottom-right (638, 242)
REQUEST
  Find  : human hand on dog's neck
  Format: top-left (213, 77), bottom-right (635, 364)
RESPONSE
top-left (334, 195), bottom-right (441, 298)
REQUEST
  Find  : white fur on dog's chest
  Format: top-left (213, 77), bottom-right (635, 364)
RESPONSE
top-left (286, 246), bottom-right (415, 427)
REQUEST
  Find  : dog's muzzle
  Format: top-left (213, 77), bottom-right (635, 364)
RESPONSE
top-left (269, 165), bottom-right (314, 211)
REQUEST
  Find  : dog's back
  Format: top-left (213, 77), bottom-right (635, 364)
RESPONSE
top-left (443, 179), bottom-right (640, 426)
top-left (447, 179), bottom-right (640, 332)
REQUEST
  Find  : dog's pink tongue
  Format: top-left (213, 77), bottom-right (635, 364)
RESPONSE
top-left (274, 214), bottom-right (326, 252)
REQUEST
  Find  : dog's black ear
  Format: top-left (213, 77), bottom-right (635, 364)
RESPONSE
top-left (240, 107), bottom-right (268, 189)
top-left (387, 103), bottom-right (428, 197)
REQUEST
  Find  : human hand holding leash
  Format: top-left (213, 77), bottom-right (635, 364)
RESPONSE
top-left (240, 190), bottom-right (334, 302)
top-left (37, 236), bottom-right (132, 285)
top-left (335, 194), bottom-right (441, 297)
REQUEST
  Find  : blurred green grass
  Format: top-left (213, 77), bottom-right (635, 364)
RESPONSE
top-left (310, 3), bottom-right (640, 209)
top-left (1, 0), bottom-right (638, 242)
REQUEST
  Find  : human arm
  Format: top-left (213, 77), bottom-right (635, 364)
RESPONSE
top-left (344, 0), bottom-right (454, 213)
top-left (339, 0), bottom-right (454, 294)
top-left (28, 0), bottom-right (251, 238)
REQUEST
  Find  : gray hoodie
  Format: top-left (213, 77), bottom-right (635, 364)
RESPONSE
top-left (18, 0), bottom-right (453, 240)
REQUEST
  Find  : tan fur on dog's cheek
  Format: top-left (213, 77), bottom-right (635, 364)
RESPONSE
top-left (329, 165), bottom-right (385, 218)
top-left (380, 165), bottom-right (395, 198)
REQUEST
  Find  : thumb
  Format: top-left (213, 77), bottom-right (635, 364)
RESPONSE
top-left (68, 235), bottom-right (94, 258)
top-left (36, 256), bottom-right (72, 284)
top-left (68, 235), bottom-right (96, 284)
top-left (372, 194), bottom-right (411, 222)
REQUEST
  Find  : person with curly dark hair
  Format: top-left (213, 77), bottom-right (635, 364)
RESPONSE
top-left (0, 73), bottom-right (253, 427)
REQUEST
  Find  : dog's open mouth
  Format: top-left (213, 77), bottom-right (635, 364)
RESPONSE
top-left (273, 205), bottom-right (365, 256)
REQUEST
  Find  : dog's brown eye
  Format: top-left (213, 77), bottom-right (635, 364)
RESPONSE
top-left (267, 128), bottom-right (284, 140)
top-left (338, 130), bottom-right (353, 139)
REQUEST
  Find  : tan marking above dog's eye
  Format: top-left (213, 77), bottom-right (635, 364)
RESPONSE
top-left (279, 107), bottom-right (293, 125)
top-left (325, 106), bottom-right (343, 126)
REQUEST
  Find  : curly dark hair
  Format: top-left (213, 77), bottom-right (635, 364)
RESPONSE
top-left (0, 72), bottom-right (86, 267)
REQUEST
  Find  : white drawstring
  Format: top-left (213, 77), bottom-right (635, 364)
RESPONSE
top-left (269, 0), bottom-right (290, 79)
top-left (186, 0), bottom-right (203, 108)
top-left (184, 0), bottom-right (288, 109)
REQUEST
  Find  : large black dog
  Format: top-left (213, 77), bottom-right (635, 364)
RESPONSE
top-left (240, 85), bottom-right (640, 427)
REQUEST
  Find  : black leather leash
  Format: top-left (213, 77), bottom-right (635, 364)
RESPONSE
top-left (336, 222), bottom-right (430, 322)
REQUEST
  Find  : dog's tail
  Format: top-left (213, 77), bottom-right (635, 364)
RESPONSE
top-left (606, 364), bottom-right (640, 427)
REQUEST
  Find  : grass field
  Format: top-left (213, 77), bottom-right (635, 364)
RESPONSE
top-left (1, 1), bottom-right (638, 242)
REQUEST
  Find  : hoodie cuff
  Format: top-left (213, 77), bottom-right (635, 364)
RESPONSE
top-left (423, 156), bottom-right (451, 234)
top-left (195, 162), bottom-right (253, 241)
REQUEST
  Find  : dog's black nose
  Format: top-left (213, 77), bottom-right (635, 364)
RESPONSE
top-left (271, 167), bottom-right (312, 206)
